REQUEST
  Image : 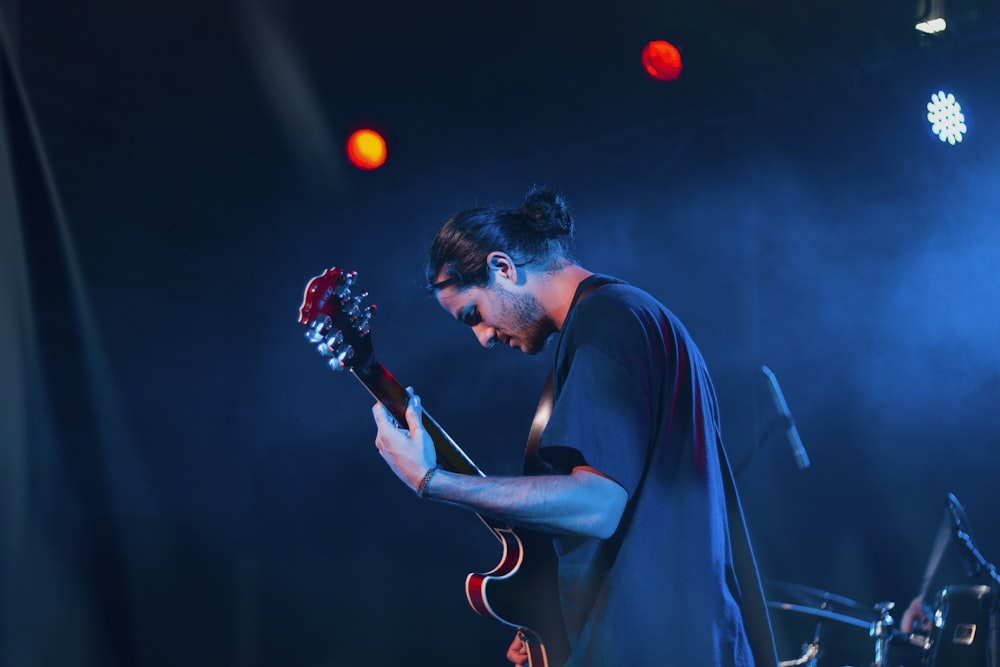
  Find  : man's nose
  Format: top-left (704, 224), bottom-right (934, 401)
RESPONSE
top-left (472, 324), bottom-right (496, 348)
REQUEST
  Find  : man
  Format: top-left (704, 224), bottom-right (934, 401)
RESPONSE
top-left (372, 186), bottom-right (777, 666)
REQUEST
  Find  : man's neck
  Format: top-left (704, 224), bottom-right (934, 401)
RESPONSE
top-left (533, 263), bottom-right (593, 331)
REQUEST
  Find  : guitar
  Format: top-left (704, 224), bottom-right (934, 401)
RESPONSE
top-left (298, 267), bottom-right (569, 667)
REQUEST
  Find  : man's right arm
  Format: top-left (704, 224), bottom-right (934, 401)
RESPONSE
top-left (421, 464), bottom-right (628, 540)
top-left (372, 393), bottom-right (628, 540)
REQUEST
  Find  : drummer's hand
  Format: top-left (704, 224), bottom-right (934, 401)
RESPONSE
top-left (900, 596), bottom-right (930, 633)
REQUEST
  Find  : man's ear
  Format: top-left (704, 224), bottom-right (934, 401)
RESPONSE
top-left (485, 251), bottom-right (518, 284)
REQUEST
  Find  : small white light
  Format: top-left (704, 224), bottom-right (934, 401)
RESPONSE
top-left (915, 18), bottom-right (948, 34)
top-left (927, 91), bottom-right (967, 146)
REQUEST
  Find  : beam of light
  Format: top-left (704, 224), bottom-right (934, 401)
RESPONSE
top-left (1, 7), bottom-right (146, 525)
top-left (0, 39), bottom-right (33, 589)
top-left (927, 90), bottom-right (967, 145)
top-left (1, 10), bottom-right (152, 662)
top-left (240, 0), bottom-right (346, 190)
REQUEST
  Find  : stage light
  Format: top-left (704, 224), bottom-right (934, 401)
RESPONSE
top-left (641, 40), bottom-right (682, 82)
top-left (926, 91), bottom-right (967, 145)
top-left (346, 129), bottom-right (387, 169)
top-left (915, 18), bottom-right (947, 33)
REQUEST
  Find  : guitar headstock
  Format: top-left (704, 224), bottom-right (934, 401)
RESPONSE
top-left (298, 267), bottom-right (377, 372)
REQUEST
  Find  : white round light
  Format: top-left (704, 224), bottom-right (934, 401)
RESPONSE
top-left (927, 91), bottom-right (967, 146)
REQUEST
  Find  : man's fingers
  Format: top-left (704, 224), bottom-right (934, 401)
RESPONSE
top-left (506, 634), bottom-right (528, 664)
top-left (372, 402), bottom-right (392, 427)
top-left (404, 388), bottom-right (423, 430)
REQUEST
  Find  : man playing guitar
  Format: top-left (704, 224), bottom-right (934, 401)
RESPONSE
top-left (370, 186), bottom-right (778, 667)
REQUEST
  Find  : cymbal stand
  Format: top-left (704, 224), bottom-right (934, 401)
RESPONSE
top-left (869, 602), bottom-right (896, 667)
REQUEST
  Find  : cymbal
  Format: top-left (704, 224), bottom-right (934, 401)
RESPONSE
top-left (765, 601), bottom-right (873, 630)
top-left (763, 580), bottom-right (876, 620)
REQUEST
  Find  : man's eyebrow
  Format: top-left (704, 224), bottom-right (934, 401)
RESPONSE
top-left (428, 277), bottom-right (457, 290)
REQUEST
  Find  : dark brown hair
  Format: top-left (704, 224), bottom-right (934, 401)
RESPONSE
top-left (425, 186), bottom-right (576, 291)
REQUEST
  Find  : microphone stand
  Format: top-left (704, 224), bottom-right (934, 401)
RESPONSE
top-left (952, 528), bottom-right (1000, 589)
top-left (734, 414), bottom-right (791, 476)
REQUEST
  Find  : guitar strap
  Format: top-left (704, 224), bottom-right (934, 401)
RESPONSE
top-left (717, 437), bottom-right (780, 667)
top-left (524, 372), bottom-right (553, 462)
top-left (522, 277), bottom-right (778, 667)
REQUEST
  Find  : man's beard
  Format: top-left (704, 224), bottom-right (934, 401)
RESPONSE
top-left (493, 286), bottom-right (554, 356)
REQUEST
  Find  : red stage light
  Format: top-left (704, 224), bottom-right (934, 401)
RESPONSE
top-left (346, 129), bottom-right (387, 169)
top-left (641, 40), bottom-right (682, 82)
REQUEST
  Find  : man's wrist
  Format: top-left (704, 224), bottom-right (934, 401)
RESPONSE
top-left (416, 465), bottom-right (442, 497)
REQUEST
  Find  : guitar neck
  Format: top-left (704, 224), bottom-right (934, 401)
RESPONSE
top-left (351, 361), bottom-right (485, 477)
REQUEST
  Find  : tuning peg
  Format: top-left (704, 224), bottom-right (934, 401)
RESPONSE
top-left (305, 315), bottom-right (332, 343)
top-left (316, 331), bottom-right (355, 371)
top-left (356, 303), bottom-right (376, 336)
top-left (344, 291), bottom-right (369, 320)
top-left (335, 271), bottom-right (357, 301)
top-left (317, 330), bottom-right (344, 357)
top-left (327, 344), bottom-right (354, 371)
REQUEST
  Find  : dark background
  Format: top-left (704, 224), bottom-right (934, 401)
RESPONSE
top-left (2, 1), bottom-right (998, 665)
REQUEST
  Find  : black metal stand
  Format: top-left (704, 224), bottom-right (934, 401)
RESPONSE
top-left (734, 414), bottom-right (791, 476)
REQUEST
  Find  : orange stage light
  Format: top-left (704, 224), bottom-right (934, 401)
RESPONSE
top-left (641, 40), bottom-right (683, 82)
top-left (346, 129), bottom-right (387, 169)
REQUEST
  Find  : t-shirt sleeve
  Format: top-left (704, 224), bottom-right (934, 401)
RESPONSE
top-left (539, 342), bottom-right (651, 497)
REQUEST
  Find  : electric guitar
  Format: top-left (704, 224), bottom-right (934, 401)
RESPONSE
top-left (298, 267), bottom-right (569, 667)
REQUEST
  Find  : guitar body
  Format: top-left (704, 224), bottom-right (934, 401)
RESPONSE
top-left (299, 267), bottom-right (569, 667)
top-left (467, 520), bottom-right (570, 667)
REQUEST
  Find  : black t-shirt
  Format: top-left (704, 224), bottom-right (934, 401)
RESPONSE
top-left (534, 274), bottom-right (756, 667)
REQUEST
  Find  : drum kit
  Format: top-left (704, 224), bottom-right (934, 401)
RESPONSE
top-left (765, 495), bottom-right (999, 667)
top-left (765, 580), bottom-right (997, 667)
